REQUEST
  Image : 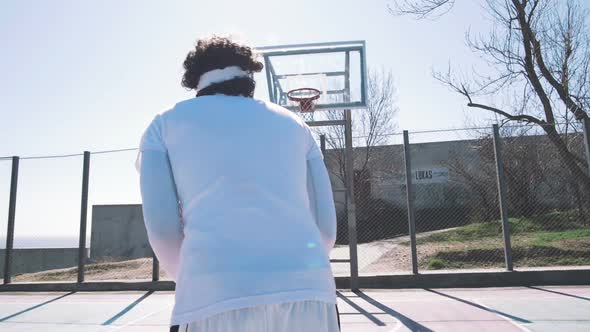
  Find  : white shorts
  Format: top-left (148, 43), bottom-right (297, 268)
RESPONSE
top-left (171, 301), bottom-right (340, 332)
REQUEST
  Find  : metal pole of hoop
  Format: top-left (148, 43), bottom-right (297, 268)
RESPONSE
top-left (285, 54), bottom-right (360, 290)
top-left (343, 51), bottom-right (359, 290)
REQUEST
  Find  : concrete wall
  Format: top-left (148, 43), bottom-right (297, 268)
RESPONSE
top-left (0, 248), bottom-right (87, 275)
top-left (90, 205), bottom-right (151, 260)
top-left (327, 140), bottom-right (480, 212)
top-left (328, 137), bottom-right (583, 211)
top-left (88, 137), bottom-right (584, 255)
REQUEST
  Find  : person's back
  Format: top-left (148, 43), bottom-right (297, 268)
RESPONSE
top-left (137, 36), bottom-right (339, 331)
top-left (160, 96), bottom-right (335, 320)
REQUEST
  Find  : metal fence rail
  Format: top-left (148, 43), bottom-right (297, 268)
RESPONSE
top-left (2, 119), bottom-right (590, 289)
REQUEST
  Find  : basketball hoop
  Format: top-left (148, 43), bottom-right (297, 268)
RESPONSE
top-left (287, 88), bottom-right (321, 113)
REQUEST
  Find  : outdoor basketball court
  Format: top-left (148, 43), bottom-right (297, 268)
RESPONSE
top-left (2, 37), bottom-right (589, 331)
top-left (0, 286), bottom-right (588, 331)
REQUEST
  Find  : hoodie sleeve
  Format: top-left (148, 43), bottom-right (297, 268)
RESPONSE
top-left (136, 116), bottom-right (183, 281)
top-left (304, 125), bottom-right (337, 253)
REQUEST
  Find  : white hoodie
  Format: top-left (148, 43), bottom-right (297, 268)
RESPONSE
top-left (137, 95), bottom-right (338, 326)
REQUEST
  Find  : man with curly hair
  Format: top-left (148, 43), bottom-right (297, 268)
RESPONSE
top-left (136, 36), bottom-right (340, 331)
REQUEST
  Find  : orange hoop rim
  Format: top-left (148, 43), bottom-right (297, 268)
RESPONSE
top-left (287, 87), bottom-right (321, 102)
top-left (287, 88), bottom-right (321, 113)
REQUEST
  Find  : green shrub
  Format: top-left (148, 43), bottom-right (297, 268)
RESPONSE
top-left (427, 258), bottom-right (447, 270)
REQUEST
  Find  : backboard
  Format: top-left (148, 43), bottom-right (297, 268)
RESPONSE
top-left (256, 41), bottom-right (367, 112)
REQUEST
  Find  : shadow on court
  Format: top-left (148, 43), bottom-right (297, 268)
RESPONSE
top-left (0, 287), bottom-right (588, 331)
top-left (0, 291), bottom-right (76, 322)
top-left (528, 286), bottom-right (590, 302)
top-left (102, 291), bottom-right (154, 325)
top-left (424, 288), bottom-right (531, 323)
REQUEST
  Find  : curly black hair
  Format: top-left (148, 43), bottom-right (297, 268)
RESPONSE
top-left (182, 36), bottom-right (264, 97)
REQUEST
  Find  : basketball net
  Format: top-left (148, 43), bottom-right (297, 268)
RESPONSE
top-left (287, 87), bottom-right (320, 123)
top-left (298, 109), bottom-right (315, 122)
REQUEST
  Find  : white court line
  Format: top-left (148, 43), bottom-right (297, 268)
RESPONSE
top-left (1, 301), bottom-right (172, 305)
top-left (472, 299), bottom-right (532, 332)
top-left (355, 295), bottom-right (562, 303)
top-left (108, 304), bottom-right (173, 332)
top-left (388, 319), bottom-right (404, 332)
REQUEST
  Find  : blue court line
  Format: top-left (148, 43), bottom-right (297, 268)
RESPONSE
top-left (0, 291), bottom-right (75, 322)
top-left (336, 291), bottom-right (386, 326)
top-left (355, 291), bottom-right (435, 332)
top-left (528, 286), bottom-right (590, 302)
top-left (101, 291), bottom-right (154, 326)
top-left (425, 289), bottom-right (532, 324)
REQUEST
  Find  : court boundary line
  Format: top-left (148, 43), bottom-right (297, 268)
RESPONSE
top-left (355, 291), bottom-right (434, 332)
top-left (108, 304), bottom-right (173, 332)
top-left (336, 291), bottom-right (386, 326)
top-left (473, 299), bottom-right (532, 332)
top-left (425, 289), bottom-right (531, 324)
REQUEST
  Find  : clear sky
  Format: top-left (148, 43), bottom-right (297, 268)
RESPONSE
top-left (0, 0), bottom-right (503, 244)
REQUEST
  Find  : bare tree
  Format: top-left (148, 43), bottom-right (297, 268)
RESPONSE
top-left (317, 68), bottom-right (398, 187)
top-left (447, 124), bottom-right (589, 224)
top-left (313, 69), bottom-right (399, 243)
top-left (389, 0), bottom-right (455, 19)
top-left (390, 0), bottom-right (590, 194)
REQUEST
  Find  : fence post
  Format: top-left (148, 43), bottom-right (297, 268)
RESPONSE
top-left (77, 151), bottom-right (91, 283)
top-left (344, 109), bottom-right (359, 290)
top-left (3, 156), bottom-right (19, 284)
top-left (583, 116), bottom-right (590, 172)
top-left (320, 134), bottom-right (326, 156)
top-left (403, 131), bottom-right (418, 274)
top-left (152, 250), bottom-right (159, 282)
top-left (492, 125), bottom-right (514, 272)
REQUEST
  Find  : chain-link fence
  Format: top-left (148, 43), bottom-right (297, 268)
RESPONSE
top-left (319, 134), bottom-right (351, 278)
top-left (2, 156), bottom-right (82, 283)
top-left (321, 134), bottom-right (412, 276)
top-left (501, 125), bottom-right (590, 269)
top-left (1, 121), bottom-right (589, 285)
top-left (0, 159), bottom-right (11, 283)
top-left (0, 150), bottom-right (160, 284)
top-left (321, 122), bottom-right (590, 276)
top-left (409, 129), bottom-right (506, 272)
top-left (86, 149), bottom-right (154, 281)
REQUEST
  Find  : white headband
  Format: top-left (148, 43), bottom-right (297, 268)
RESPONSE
top-left (196, 66), bottom-right (249, 92)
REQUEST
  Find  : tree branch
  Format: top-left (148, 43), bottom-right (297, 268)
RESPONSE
top-left (530, 29), bottom-right (588, 120)
top-left (467, 102), bottom-right (545, 125)
top-left (511, 0), bottom-right (557, 125)
top-left (388, 0), bottom-right (455, 19)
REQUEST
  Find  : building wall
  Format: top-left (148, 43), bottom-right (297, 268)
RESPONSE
top-left (326, 135), bottom-right (582, 238)
top-left (87, 141), bottom-right (480, 256)
top-left (87, 137), bottom-right (583, 253)
top-left (90, 204), bottom-right (151, 260)
top-left (370, 141), bottom-right (462, 208)
top-left (0, 248), bottom-right (87, 275)
top-left (327, 140), bottom-right (480, 211)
